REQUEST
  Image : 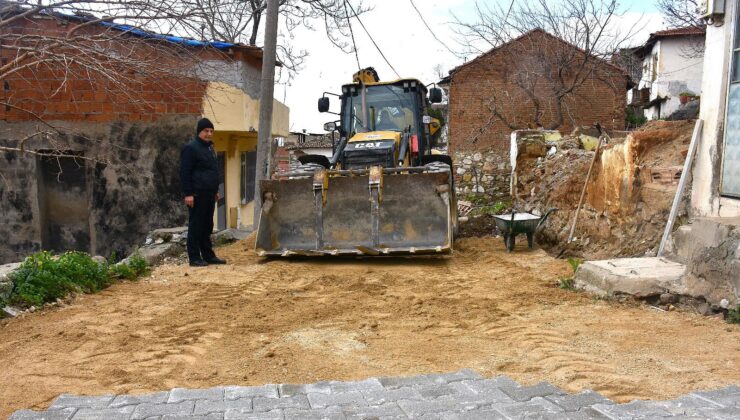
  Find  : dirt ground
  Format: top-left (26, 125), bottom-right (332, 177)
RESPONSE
top-left (1, 237), bottom-right (738, 417)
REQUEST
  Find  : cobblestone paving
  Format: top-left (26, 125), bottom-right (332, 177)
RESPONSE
top-left (10, 370), bottom-right (740, 419)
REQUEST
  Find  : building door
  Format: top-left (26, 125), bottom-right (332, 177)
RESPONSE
top-left (37, 154), bottom-right (91, 253)
top-left (722, 6), bottom-right (740, 197)
top-left (217, 152), bottom-right (227, 231)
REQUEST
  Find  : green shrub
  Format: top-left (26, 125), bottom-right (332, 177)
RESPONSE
top-left (6, 250), bottom-right (150, 308)
top-left (558, 278), bottom-right (575, 291)
top-left (728, 306), bottom-right (740, 324)
top-left (626, 108), bottom-right (647, 127)
top-left (7, 251), bottom-right (110, 307)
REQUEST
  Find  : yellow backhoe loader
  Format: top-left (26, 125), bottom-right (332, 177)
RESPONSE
top-left (255, 67), bottom-right (456, 256)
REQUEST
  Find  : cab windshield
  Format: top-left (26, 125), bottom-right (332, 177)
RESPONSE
top-left (342, 84), bottom-right (419, 136)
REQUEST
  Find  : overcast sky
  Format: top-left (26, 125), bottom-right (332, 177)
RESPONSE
top-left (275, 0), bottom-right (665, 133)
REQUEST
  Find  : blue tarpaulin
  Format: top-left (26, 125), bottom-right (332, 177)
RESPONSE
top-left (99, 21), bottom-right (239, 50)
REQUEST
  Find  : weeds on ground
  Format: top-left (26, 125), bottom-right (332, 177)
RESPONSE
top-left (558, 278), bottom-right (576, 290)
top-left (109, 254), bottom-right (149, 280)
top-left (567, 258), bottom-right (583, 273)
top-left (5, 251), bottom-right (149, 308)
top-left (728, 306), bottom-right (740, 324)
top-left (464, 195), bottom-right (511, 217)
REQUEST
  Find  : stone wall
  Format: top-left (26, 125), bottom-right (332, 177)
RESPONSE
top-left (0, 116), bottom-right (194, 264)
top-left (452, 150), bottom-right (511, 201)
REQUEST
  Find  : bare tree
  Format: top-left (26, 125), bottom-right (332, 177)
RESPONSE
top-left (656, 0), bottom-right (703, 29)
top-left (449, 0), bottom-right (639, 136)
top-left (173, 0), bottom-right (369, 81)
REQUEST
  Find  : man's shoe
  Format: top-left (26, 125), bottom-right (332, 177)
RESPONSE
top-left (189, 260), bottom-right (208, 267)
top-left (205, 257), bottom-right (226, 265)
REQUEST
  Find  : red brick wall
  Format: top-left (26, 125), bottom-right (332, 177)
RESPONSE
top-left (448, 30), bottom-right (627, 153)
top-left (0, 17), bottom-right (218, 123)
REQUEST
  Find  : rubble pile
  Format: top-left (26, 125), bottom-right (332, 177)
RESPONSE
top-left (514, 120), bottom-right (694, 259)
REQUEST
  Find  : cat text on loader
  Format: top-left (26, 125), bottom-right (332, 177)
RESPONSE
top-left (256, 67), bottom-right (457, 256)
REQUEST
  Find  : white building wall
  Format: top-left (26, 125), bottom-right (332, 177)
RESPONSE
top-left (691, 0), bottom-right (740, 218)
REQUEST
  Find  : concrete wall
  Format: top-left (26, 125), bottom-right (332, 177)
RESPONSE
top-left (691, 0), bottom-right (740, 218)
top-left (202, 82), bottom-right (289, 137)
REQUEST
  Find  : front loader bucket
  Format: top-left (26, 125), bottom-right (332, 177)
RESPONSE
top-left (255, 167), bottom-right (453, 256)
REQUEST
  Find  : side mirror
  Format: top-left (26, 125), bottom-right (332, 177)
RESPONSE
top-left (318, 97), bottom-right (330, 113)
top-left (323, 121), bottom-right (337, 132)
top-left (429, 87), bottom-right (442, 103)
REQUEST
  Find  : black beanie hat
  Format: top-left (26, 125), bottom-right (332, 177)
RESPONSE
top-left (196, 118), bottom-right (214, 135)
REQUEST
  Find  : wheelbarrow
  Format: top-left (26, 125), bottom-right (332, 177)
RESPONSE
top-left (493, 208), bottom-right (558, 252)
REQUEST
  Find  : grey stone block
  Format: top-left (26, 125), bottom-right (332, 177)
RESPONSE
top-left (308, 391), bottom-right (366, 408)
top-left (342, 402), bottom-right (406, 419)
top-left (224, 408), bottom-right (283, 420)
top-left (225, 385), bottom-right (279, 400)
top-left (279, 382), bottom-right (331, 397)
top-left (697, 406), bottom-right (740, 419)
top-left (329, 378), bottom-right (384, 394)
top-left (545, 391), bottom-right (613, 411)
top-left (168, 387), bottom-right (224, 403)
top-left (437, 408), bottom-right (507, 420)
top-left (194, 398), bottom-right (253, 415)
top-left (253, 395), bottom-right (310, 412)
top-left (163, 415), bottom-right (223, 420)
top-left (283, 406), bottom-right (345, 420)
top-left (71, 406), bottom-right (134, 420)
top-left (131, 401), bottom-right (195, 419)
top-left (49, 394), bottom-right (115, 410)
top-left (592, 400), bottom-right (680, 419)
top-left (110, 392), bottom-right (170, 408)
top-left (9, 408), bottom-right (77, 420)
top-left (379, 370), bottom-right (481, 389)
top-left (499, 382), bottom-right (565, 402)
top-left (361, 386), bottom-right (424, 405)
top-left (536, 407), bottom-right (613, 420)
top-left (397, 397), bottom-right (462, 417)
top-left (495, 397), bottom-right (565, 418)
top-left (692, 385), bottom-right (740, 408)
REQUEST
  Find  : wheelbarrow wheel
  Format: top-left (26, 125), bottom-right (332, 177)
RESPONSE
top-left (527, 232), bottom-right (534, 249)
top-left (506, 234), bottom-right (515, 252)
top-left (502, 233), bottom-right (509, 247)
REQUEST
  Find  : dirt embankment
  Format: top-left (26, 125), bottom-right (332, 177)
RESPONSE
top-left (514, 120), bottom-right (694, 259)
top-left (1, 236), bottom-right (738, 418)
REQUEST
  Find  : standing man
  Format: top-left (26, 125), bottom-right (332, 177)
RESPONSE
top-left (180, 118), bottom-right (226, 267)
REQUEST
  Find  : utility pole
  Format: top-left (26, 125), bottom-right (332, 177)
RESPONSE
top-left (253, 0), bottom-right (279, 228)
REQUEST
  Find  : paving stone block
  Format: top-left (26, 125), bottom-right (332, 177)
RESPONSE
top-left (342, 402), bottom-right (406, 419)
top-left (131, 401), bottom-right (195, 419)
top-left (692, 385), bottom-right (740, 408)
top-left (194, 398), bottom-right (253, 415)
top-left (279, 382), bottom-right (331, 397)
top-left (437, 408), bottom-right (507, 419)
top-left (163, 414), bottom-right (223, 420)
top-left (361, 386), bottom-right (424, 404)
top-left (495, 396), bottom-right (565, 418)
top-left (413, 383), bottom-right (468, 400)
top-left (109, 391), bottom-right (170, 408)
top-left (224, 408), bottom-right (283, 420)
top-left (49, 394), bottom-right (115, 410)
top-left (283, 406), bottom-right (345, 420)
top-left (225, 385), bottom-right (279, 400)
top-left (308, 391), bottom-right (366, 408)
top-left (545, 390), bottom-right (613, 411)
top-left (397, 397), bottom-right (462, 416)
top-left (329, 378), bottom-right (384, 394)
top-left (697, 406), bottom-right (740, 419)
top-left (9, 408), bottom-right (77, 420)
top-left (168, 387), bottom-right (225, 403)
top-left (460, 378), bottom-right (520, 399)
top-left (499, 382), bottom-right (565, 402)
top-left (379, 370), bottom-right (481, 389)
top-left (253, 395), bottom-right (309, 412)
top-left (71, 406), bottom-right (134, 420)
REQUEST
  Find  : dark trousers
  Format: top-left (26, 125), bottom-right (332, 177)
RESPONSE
top-left (187, 190), bottom-right (217, 262)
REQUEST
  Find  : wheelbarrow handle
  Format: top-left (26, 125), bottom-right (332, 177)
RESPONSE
top-left (535, 208), bottom-right (559, 230)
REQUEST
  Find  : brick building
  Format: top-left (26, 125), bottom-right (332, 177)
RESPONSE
top-left (439, 29), bottom-right (629, 199)
top-left (0, 4), bottom-right (288, 263)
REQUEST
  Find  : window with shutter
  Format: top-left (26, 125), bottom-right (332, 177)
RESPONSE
top-left (722, 5), bottom-right (740, 197)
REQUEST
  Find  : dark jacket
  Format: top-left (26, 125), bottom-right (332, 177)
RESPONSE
top-left (180, 136), bottom-right (220, 196)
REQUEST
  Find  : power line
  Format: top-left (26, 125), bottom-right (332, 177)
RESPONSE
top-left (408, 0), bottom-right (457, 56)
top-left (343, 0), bottom-right (361, 71)
top-left (345, 1), bottom-right (401, 78)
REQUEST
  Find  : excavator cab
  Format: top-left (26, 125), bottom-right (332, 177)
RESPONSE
top-left (255, 68), bottom-right (455, 256)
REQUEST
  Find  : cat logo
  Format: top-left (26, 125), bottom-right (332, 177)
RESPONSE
top-left (354, 142), bottom-right (383, 149)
